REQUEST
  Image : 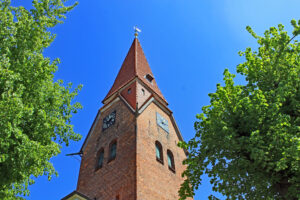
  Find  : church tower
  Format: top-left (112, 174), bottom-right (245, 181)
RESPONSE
top-left (62, 35), bottom-right (191, 200)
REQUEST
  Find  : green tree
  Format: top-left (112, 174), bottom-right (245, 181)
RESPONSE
top-left (0, 0), bottom-right (81, 199)
top-left (179, 20), bottom-right (300, 200)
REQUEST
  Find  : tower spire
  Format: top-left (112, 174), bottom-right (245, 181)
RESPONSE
top-left (102, 36), bottom-right (167, 105)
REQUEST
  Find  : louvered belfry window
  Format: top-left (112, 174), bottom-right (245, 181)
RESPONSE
top-left (109, 140), bottom-right (117, 161)
top-left (96, 148), bottom-right (104, 170)
top-left (167, 150), bottom-right (175, 172)
top-left (155, 141), bottom-right (163, 164)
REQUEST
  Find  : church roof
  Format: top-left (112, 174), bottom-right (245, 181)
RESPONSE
top-left (61, 190), bottom-right (92, 200)
top-left (103, 38), bottom-right (167, 104)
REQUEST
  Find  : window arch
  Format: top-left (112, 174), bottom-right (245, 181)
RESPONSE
top-left (96, 148), bottom-right (104, 170)
top-left (167, 149), bottom-right (175, 172)
top-left (108, 139), bottom-right (117, 162)
top-left (155, 141), bottom-right (163, 164)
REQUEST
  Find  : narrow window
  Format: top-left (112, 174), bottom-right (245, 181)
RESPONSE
top-left (96, 148), bottom-right (104, 170)
top-left (127, 88), bottom-right (131, 94)
top-left (167, 150), bottom-right (175, 172)
top-left (155, 141), bottom-right (163, 164)
top-left (141, 88), bottom-right (145, 95)
top-left (108, 140), bottom-right (117, 162)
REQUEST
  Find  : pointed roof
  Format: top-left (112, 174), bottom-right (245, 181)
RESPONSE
top-left (103, 38), bottom-right (166, 104)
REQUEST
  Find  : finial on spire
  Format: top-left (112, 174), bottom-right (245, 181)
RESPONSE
top-left (134, 26), bottom-right (141, 38)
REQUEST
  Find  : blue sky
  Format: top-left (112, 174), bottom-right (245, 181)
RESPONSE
top-left (13, 0), bottom-right (300, 199)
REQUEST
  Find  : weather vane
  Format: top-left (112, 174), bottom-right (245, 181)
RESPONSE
top-left (134, 26), bottom-right (141, 38)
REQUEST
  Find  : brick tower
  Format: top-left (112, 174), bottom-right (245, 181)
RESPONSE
top-left (62, 36), bottom-right (191, 200)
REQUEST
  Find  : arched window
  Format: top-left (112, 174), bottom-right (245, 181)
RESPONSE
top-left (108, 140), bottom-right (117, 162)
top-left (96, 148), bottom-right (104, 169)
top-left (167, 150), bottom-right (175, 172)
top-left (155, 141), bottom-right (163, 164)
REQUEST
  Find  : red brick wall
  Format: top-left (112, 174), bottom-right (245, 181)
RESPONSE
top-left (76, 98), bottom-right (192, 200)
top-left (77, 99), bottom-right (137, 200)
top-left (136, 102), bottom-right (192, 200)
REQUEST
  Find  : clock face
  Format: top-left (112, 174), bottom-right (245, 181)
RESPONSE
top-left (156, 112), bottom-right (169, 133)
top-left (102, 111), bottom-right (116, 131)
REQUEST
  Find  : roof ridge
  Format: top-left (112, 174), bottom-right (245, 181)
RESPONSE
top-left (134, 38), bottom-right (138, 76)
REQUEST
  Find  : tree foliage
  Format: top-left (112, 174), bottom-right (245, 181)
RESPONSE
top-left (0, 0), bottom-right (81, 199)
top-left (179, 20), bottom-right (300, 200)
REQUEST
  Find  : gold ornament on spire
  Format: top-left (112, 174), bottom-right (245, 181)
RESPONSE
top-left (134, 26), bottom-right (141, 38)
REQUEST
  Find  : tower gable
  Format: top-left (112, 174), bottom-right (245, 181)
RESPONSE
top-left (136, 102), bottom-right (188, 200)
top-left (120, 82), bottom-right (137, 109)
